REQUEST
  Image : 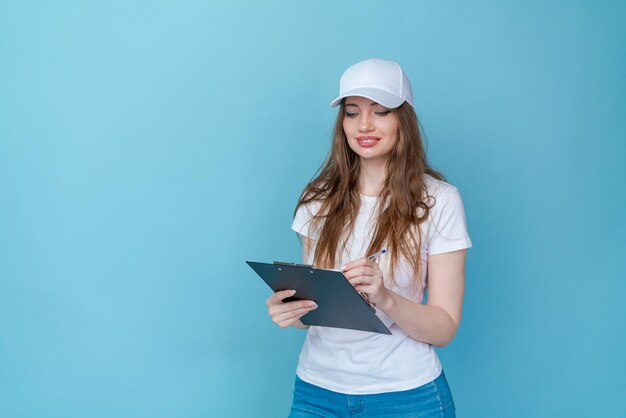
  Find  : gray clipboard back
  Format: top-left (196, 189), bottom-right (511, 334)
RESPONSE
top-left (246, 261), bottom-right (392, 335)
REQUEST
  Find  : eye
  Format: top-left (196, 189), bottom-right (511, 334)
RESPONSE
top-left (375, 111), bottom-right (391, 117)
top-left (345, 112), bottom-right (358, 118)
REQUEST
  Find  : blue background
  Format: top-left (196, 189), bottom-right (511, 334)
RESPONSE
top-left (1, 1), bottom-right (625, 417)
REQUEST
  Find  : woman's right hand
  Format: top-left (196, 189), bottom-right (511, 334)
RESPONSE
top-left (266, 289), bottom-right (318, 329)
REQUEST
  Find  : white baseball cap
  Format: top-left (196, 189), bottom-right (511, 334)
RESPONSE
top-left (330, 58), bottom-right (414, 109)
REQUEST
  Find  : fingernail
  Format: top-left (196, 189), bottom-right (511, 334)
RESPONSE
top-left (308, 302), bottom-right (317, 308)
top-left (340, 265), bottom-right (346, 271)
top-left (290, 290), bottom-right (296, 295)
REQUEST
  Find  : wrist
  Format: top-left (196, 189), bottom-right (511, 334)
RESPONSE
top-left (379, 289), bottom-right (395, 312)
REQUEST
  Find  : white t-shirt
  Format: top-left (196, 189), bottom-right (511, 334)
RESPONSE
top-left (290, 174), bottom-right (472, 394)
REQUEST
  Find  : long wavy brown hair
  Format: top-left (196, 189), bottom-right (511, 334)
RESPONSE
top-left (295, 99), bottom-right (446, 288)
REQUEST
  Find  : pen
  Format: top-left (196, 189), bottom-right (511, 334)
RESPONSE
top-left (367, 249), bottom-right (386, 261)
top-left (341, 249), bottom-right (387, 271)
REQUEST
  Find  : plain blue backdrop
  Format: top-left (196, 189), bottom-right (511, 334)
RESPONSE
top-left (1, 1), bottom-right (625, 417)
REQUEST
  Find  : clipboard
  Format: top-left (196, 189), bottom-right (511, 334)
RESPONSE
top-left (246, 261), bottom-right (392, 335)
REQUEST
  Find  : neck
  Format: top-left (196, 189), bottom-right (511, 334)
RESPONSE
top-left (358, 157), bottom-right (388, 197)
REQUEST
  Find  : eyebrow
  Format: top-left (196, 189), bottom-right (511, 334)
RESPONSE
top-left (345, 102), bottom-right (384, 108)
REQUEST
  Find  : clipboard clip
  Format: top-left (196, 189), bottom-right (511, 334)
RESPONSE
top-left (273, 261), bottom-right (315, 269)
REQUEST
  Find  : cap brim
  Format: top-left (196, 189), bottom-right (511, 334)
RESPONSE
top-left (329, 87), bottom-right (407, 109)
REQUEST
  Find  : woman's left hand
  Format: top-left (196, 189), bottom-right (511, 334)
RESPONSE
top-left (341, 258), bottom-right (389, 308)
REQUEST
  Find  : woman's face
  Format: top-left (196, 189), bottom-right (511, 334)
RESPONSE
top-left (342, 96), bottom-right (399, 164)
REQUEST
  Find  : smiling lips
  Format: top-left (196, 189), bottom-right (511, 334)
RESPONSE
top-left (356, 136), bottom-right (381, 148)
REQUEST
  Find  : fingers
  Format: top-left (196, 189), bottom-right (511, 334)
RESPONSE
top-left (341, 257), bottom-right (370, 272)
top-left (354, 284), bottom-right (376, 294)
top-left (342, 260), bottom-right (385, 305)
top-left (266, 290), bottom-right (318, 328)
top-left (343, 265), bottom-right (376, 281)
top-left (266, 289), bottom-right (296, 306)
top-left (273, 305), bottom-right (317, 328)
top-left (269, 299), bottom-right (317, 316)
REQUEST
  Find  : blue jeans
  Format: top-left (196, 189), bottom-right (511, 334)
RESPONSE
top-left (288, 371), bottom-right (455, 418)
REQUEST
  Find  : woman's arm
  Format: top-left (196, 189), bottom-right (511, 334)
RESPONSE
top-left (343, 249), bottom-right (466, 347)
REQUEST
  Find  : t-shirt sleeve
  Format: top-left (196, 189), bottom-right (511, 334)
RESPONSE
top-left (291, 201), bottom-right (322, 240)
top-left (426, 185), bottom-right (472, 255)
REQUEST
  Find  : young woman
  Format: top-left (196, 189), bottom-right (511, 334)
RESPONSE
top-left (266, 58), bottom-right (472, 417)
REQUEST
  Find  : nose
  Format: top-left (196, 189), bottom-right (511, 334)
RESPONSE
top-left (359, 113), bottom-right (373, 132)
